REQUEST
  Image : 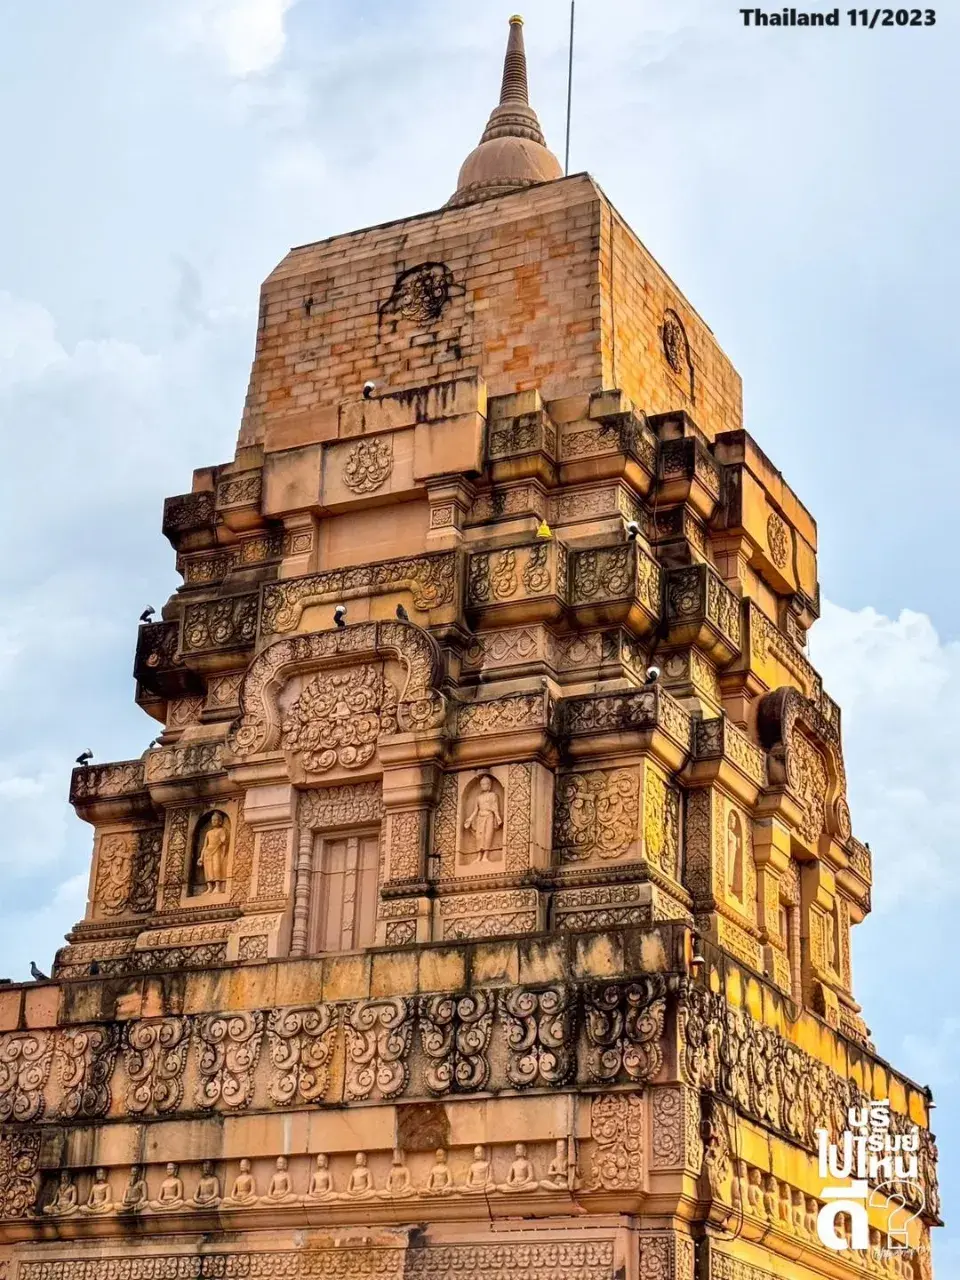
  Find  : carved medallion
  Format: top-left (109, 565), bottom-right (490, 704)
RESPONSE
top-left (342, 437), bottom-right (393, 495)
top-left (379, 262), bottom-right (456, 325)
top-left (766, 512), bottom-right (789, 569)
top-left (662, 308), bottom-right (689, 375)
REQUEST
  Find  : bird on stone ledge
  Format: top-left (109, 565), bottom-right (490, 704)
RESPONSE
top-left (75, 749), bottom-right (93, 767)
top-left (29, 962), bottom-right (48, 982)
top-left (396, 604), bottom-right (410, 622)
top-left (139, 607), bottom-right (155, 624)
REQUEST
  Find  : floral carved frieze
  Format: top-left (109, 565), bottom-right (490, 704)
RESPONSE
top-left (418, 992), bottom-right (494, 1095)
top-left (69, 760), bottom-right (145, 806)
top-left (466, 541), bottom-right (565, 612)
top-left (500, 986), bottom-right (575, 1089)
top-left (0, 1033), bottom-right (54, 1124)
top-left (343, 997), bottom-right (413, 1102)
top-left (266, 1005), bottom-right (338, 1105)
top-left (56, 1026), bottom-right (121, 1121)
top-left (194, 1012), bottom-right (264, 1111)
top-left (589, 1092), bottom-right (644, 1191)
top-left (123, 1018), bottom-right (191, 1116)
top-left (260, 551), bottom-right (456, 636)
top-left (583, 977), bottom-right (667, 1085)
top-left (229, 620), bottom-right (445, 761)
top-left (569, 543), bottom-right (660, 615)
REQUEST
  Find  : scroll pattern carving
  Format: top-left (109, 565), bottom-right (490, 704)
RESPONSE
top-left (299, 782), bottom-right (383, 829)
top-left (584, 977), bottom-right (667, 1084)
top-left (590, 1092), bottom-right (643, 1190)
top-left (344, 998), bottom-right (413, 1101)
top-left (182, 594), bottom-right (258, 653)
top-left (266, 1005), bottom-right (338, 1105)
top-left (758, 686), bottom-right (850, 843)
top-left (418, 992), bottom-right (495, 1095)
top-left (506, 762), bottom-right (532, 872)
top-left (123, 1017), bottom-right (190, 1115)
top-left (93, 828), bottom-right (161, 916)
top-left (195, 1012), bottom-right (264, 1110)
top-left (0, 1129), bottom-right (40, 1220)
top-left (642, 768), bottom-right (680, 879)
top-left (261, 553), bottom-right (456, 634)
top-left (0, 1033), bottom-right (53, 1123)
top-left (500, 987), bottom-right (575, 1088)
top-left (56, 1025), bottom-right (120, 1120)
top-left (554, 769), bottom-right (639, 863)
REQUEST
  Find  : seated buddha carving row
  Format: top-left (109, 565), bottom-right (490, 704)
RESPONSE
top-left (42, 1142), bottom-right (574, 1214)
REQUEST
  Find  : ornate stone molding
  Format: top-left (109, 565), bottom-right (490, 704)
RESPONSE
top-left (229, 621), bottom-right (446, 759)
top-left (757, 686), bottom-right (850, 843)
top-left (260, 552), bottom-right (457, 635)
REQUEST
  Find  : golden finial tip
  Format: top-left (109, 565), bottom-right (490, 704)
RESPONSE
top-left (509, 14), bottom-right (524, 24)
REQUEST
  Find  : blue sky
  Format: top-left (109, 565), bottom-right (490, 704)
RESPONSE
top-left (0, 0), bottom-right (958, 1269)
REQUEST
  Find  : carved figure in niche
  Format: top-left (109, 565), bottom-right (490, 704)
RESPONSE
top-left (804, 1196), bottom-right (819, 1238)
top-left (121, 1166), bottom-right (148, 1212)
top-left (540, 1139), bottom-right (569, 1191)
top-left (461, 774), bottom-right (504, 864)
top-left (381, 1149), bottom-right (416, 1200)
top-left (305, 1154), bottom-right (335, 1202)
top-left (190, 810), bottom-right (230, 896)
top-left (81, 1168), bottom-right (114, 1215)
top-left (191, 1161), bottom-right (221, 1207)
top-left (44, 1170), bottom-right (78, 1216)
top-left (499, 1143), bottom-right (538, 1194)
top-left (778, 1180), bottom-right (790, 1222)
top-left (791, 1188), bottom-right (805, 1231)
top-left (222, 1158), bottom-right (258, 1207)
top-left (727, 811), bottom-right (744, 901)
top-left (746, 1167), bottom-right (763, 1212)
top-left (340, 1152), bottom-right (377, 1200)
top-left (425, 1149), bottom-right (454, 1196)
top-left (464, 1145), bottom-right (494, 1194)
top-left (150, 1162), bottom-right (184, 1211)
top-left (262, 1155), bottom-right (298, 1204)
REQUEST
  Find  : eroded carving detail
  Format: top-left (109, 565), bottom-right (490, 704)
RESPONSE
top-left (418, 992), bottom-right (494, 1095)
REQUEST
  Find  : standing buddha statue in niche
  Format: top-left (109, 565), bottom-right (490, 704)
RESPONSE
top-left (197, 813), bottom-right (228, 894)
top-left (463, 775), bottom-right (502, 861)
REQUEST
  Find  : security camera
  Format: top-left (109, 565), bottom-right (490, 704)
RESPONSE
top-left (644, 666), bottom-right (661, 686)
top-left (362, 380), bottom-right (376, 399)
top-left (625, 520), bottom-right (641, 541)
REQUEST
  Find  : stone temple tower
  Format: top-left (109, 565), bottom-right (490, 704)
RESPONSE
top-left (0, 16), bottom-right (940, 1280)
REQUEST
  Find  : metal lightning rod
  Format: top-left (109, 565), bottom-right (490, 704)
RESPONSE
top-left (564, 1), bottom-right (575, 174)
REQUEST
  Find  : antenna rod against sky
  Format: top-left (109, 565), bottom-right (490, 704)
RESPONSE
top-left (564, 1), bottom-right (575, 174)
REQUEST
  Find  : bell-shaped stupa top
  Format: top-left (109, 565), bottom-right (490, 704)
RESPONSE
top-left (448, 16), bottom-right (563, 207)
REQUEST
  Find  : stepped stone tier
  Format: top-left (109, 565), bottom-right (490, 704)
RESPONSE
top-left (0, 15), bottom-right (939, 1280)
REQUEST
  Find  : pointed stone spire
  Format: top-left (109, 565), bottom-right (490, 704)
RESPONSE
top-left (448, 16), bottom-right (563, 207)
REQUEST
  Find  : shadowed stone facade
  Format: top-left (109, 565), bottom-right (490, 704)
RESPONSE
top-left (0, 16), bottom-right (939, 1280)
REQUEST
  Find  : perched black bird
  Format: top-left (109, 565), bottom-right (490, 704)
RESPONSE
top-left (29, 962), bottom-right (48, 982)
top-left (0, 978), bottom-right (12, 986)
top-left (333, 604), bottom-right (347, 629)
top-left (139, 607), bottom-right (156, 624)
top-left (75, 749), bottom-right (93, 767)
top-left (644, 666), bottom-right (661, 686)
top-left (89, 961), bottom-right (101, 976)
top-left (396, 604), bottom-right (410, 622)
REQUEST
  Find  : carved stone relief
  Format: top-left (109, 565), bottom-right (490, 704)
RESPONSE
top-left (341, 437), bottom-right (393, 495)
top-left (0, 1032), bottom-right (53, 1123)
top-left (344, 998), bottom-right (413, 1101)
top-left (459, 772), bottom-right (505, 867)
top-left (642, 765), bottom-right (680, 880)
top-left (195, 1011), bottom-right (264, 1110)
top-left (265, 1005), bottom-right (338, 1104)
top-left (554, 769), bottom-right (640, 863)
top-left (123, 1017), bottom-right (190, 1115)
top-left (584, 978), bottom-right (667, 1085)
top-left (281, 664), bottom-right (397, 773)
top-left (500, 986), bottom-right (575, 1088)
top-left (418, 992), bottom-right (494, 1095)
top-left (590, 1092), bottom-right (643, 1190)
top-left (55, 1025), bottom-right (120, 1120)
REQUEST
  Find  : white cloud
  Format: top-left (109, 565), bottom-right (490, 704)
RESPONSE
top-left (172, 0), bottom-right (300, 77)
top-left (812, 600), bottom-right (960, 911)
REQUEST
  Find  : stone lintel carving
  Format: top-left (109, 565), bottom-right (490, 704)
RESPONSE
top-left (134, 620), bottom-right (202, 700)
top-left (229, 620), bottom-right (445, 760)
top-left (260, 551), bottom-right (457, 635)
top-left (569, 543), bottom-right (660, 623)
top-left (757, 686), bottom-right (851, 845)
top-left (162, 491), bottom-right (216, 545)
top-left (466, 541), bottom-right (566, 616)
